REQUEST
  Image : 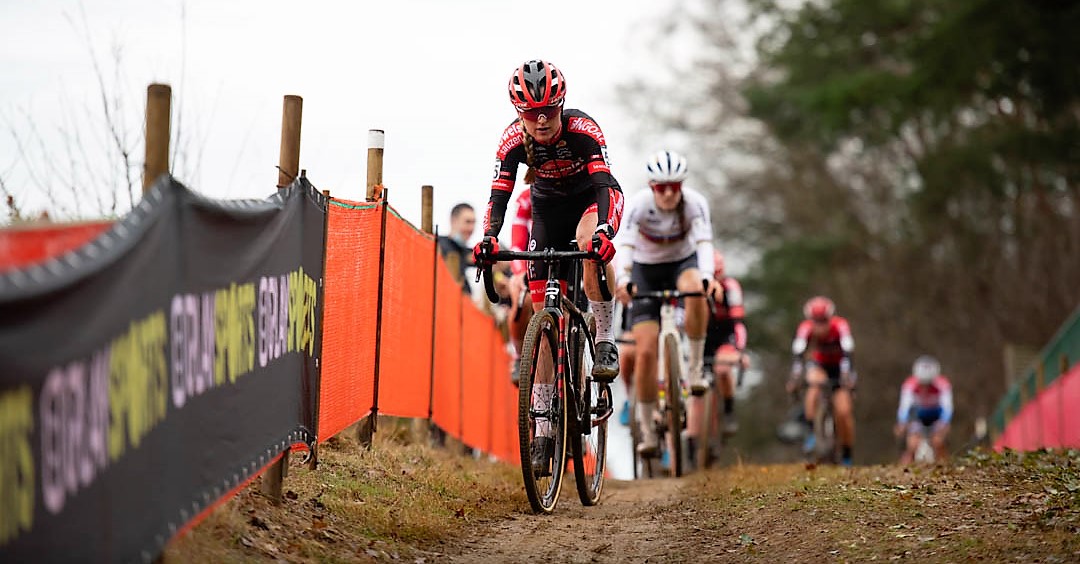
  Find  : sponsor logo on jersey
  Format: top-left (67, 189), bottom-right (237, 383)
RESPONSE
top-left (568, 117), bottom-right (605, 145)
top-left (497, 122), bottom-right (524, 159)
top-left (536, 159), bottom-right (584, 178)
top-left (587, 161), bottom-right (610, 175)
top-left (608, 188), bottom-right (625, 231)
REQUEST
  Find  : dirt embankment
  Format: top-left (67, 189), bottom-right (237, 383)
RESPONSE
top-left (168, 434), bottom-right (1079, 563)
top-left (447, 451), bottom-right (1080, 563)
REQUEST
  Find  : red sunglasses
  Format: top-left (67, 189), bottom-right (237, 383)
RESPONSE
top-left (518, 105), bottom-right (562, 121)
top-left (650, 182), bottom-right (683, 195)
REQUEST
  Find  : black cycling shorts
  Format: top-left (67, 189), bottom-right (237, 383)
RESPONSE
top-left (527, 187), bottom-right (597, 290)
top-left (808, 360), bottom-right (843, 391)
top-left (629, 253), bottom-right (698, 326)
top-left (704, 319), bottom-right (737, 370)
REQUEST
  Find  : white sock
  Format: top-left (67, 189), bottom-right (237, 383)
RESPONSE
top-left (532, 383), bottom-right (555, 438)
top-left (591, 299), bottom-right (615, 343)
top-left (637, 401), bottom-right (657, 436)
top-left (688, 336), bottom-right (705, 380)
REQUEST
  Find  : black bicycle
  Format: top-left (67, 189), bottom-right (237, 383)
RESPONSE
top-left (477, 246), bottom-right (614, 513)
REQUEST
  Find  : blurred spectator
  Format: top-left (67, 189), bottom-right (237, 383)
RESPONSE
top-left (437, 202), bottom-right (476, 293)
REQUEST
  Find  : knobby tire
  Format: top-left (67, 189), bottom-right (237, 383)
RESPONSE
top-left (517, 310), bottom-right (567, 514)
top-left (663, 334), bottom-right (684, 478)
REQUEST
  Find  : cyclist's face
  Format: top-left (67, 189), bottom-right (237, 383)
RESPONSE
top-left (519, 106), bottom-right (562, 144)
top-left (650, 181), bottom-right (682, 211)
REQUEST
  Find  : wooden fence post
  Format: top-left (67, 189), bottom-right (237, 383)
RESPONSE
top-left (410, 185), bottom-right (435, 444)
top-left (365, 129), bottom-right (385, 201)
top-left (277, 95), bottom-right (303, 188)
top-left (143, 84), bottom-right (171, 192)
top-left (357, 129), bottom-right (386, 447)
top-left (261, 95), bottom-right (303, 504)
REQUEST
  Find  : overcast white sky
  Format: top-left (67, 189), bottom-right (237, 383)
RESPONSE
top-left (1, 0), bottom-right (682, 240)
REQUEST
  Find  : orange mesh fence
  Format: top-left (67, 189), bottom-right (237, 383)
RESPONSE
top-left (376, 209), bottom-right (436, 419)
top-left (318, 197), bottom-right (518, 464)
top-left (489, 333), bottom-right (519, 464)
top-left (461, 296), bottom-right (496, 451)
top-left (430, 257), bottom-right (463, 437)
top-left (0, 220), bottom-right (112, 272)
top-left (319, 199), bottom-right (382, 441)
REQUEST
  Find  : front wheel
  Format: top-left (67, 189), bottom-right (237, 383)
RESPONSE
top-left (812, 386), bottom-right (836, 464)
top-left (663, 333), bottom-right (684, 478)
top-left (517, 310), bottom-right (567, 514)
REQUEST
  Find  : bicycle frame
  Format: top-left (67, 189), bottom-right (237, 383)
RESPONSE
top-left (479, 248), bottom-right (614, 434)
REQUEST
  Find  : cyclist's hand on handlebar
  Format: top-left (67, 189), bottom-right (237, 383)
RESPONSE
top-left (472, 236), bottom-right (499, 266)
top-left (591, 225), bottom-right (616, 263)
top-left (704, 278), bottom-right (722, 302)
top-left (739, 352), bottom-right (751, 369)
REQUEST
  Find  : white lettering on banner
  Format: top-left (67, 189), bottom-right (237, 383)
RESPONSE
top-left (170, 293), bottom-right (216, 408)
top-left (568, 117), bottom-right (605, 145)
top-left (258, 275), bottom-right (290, 368)
top-left (40, 356), bottom-right (109, 515)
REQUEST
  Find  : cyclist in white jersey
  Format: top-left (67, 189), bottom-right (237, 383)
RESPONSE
top-left (614, 150), bottom-right (718, 455)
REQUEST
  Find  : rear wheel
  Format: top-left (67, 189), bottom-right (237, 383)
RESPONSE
top-left (517, 310), bottom-right (567, 514)
top-left (570, 314), bottom-right (608, 505)
top-left (663, 334), bottom-right (684, 478)
top-left (696, 386), bottom-right (719, 471)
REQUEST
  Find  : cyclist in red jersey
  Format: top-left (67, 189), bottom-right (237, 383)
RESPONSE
top-left (474, 60), bottom-right (624, 474)
top-left (788, 296), bottom-right (856, 465)
top-left (687, 250), bottom-right (748, 444)
top-left (507, 189), bottom-right (533, 383)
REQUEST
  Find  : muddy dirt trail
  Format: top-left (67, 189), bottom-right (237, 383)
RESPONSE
top-left (446, 453), bottom-right (1080, 563)
top-left (446, 477), bottom-right (708, 563)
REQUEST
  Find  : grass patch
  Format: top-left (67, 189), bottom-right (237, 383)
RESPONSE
top-left (686, 451), bottom-right (1080, 562)
top-left (165, 426), bottom-right (522, 562)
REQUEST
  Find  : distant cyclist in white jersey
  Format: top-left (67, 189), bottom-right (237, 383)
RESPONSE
top-left (614, 150), bottom-right (719, 456)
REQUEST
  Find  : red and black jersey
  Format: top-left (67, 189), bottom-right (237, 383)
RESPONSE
top-left (791, 316), bottom-right (854, 366)
top-left (483, 109), bottom-right (622, 239)
top-left (706, 276), bottom-right (747, 350)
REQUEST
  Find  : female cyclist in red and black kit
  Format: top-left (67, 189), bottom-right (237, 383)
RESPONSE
top-left (474, 60), bottom-right (624, 471)
top-left (475, 59), bottom-right (624, 375)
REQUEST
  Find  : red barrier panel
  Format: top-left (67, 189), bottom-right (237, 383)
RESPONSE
top-left (319, 200), bottom-right (381, 441)
top-left (318, 198), bottom-right (517, 464)
top-left (461, 297), bottom-right (496, 451)
top-left (0, 220), bottom-right (112, 272)
top-left (377, 211), bottom-right (436, 419)
top-left (431, 258), bottom-right (463, 438)
top-left (490, 335), bottom-right (519, 464)
top-left (995, 363), bottom-right (1080, 451)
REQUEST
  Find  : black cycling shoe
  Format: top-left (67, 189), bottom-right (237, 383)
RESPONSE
top-left (530, 436), bottom-right (555, 477)
top-left (592, 341), bottom-right (619, 382)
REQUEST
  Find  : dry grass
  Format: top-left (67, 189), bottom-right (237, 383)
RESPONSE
top-left (165, 423), bottom-right (522, 563)
top-left (685, 449), bottom-right (1080, 562)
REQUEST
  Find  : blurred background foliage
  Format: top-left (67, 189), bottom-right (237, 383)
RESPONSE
top-left (623, 0), bottom-right (1080, 462)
